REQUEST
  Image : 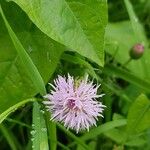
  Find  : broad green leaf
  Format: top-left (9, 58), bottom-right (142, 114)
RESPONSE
top-left (127, 94), bottom-right (150, 134)
top-left (0, 5), bottom-right (46, 95)
top-left (0, 2), bottom-right (64, 113)
top-left (105, 21), bottom-right (150, 80)
top-left (32, 102), bottom-right (49, 150)
top-left (9, 0), bottom-right (108, 66)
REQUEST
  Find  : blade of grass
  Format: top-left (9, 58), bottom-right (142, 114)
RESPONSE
top-left (104, 65), bottom-right (150, 93)
top-left (6, 118), bottom-right (31, 129)
top-left (45, 112), bottom-right (57, 150)
top-left (0, 124), bottom-right (17, 150)
top-left (57, 141), bottom-right (71, 150)
top-left (0, 98), bottom-right (36, 124)
top-left (32, 102), bottom-right (49, 150)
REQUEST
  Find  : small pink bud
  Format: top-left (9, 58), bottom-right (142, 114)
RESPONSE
top-left (130, 43), bottom-right (144, 59)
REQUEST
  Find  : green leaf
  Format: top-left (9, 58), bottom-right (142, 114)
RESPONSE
top-left (69, 119), bottom-right (127, 148)
top-left (5, 118), bottom-right (31, 128)
top-left (124, 0), bottom-right (148, 45)
top-left (104, 65), bottom-right (150, 93)
top-left (45, 112), bottom-right (57, 150)
top-left (105, 21), bottom-right (150, 80)
top-left (32, 102), bottom-right (49, 150)
top-left (57, 141), bottom-right (70, 150)
top-left (125, 136), bottom-right (146, 147)
top-left (0, 98), bottom-right (36, 124)
top-left (127, 94), bottom-right (150, 134)
top-left (0, 5), bottom-right (46, 95)
top-left (9, 0), bottom-right (107, 66)
top-left (61, 53), bottom-right (98, 80)
top-left (0, 2), bottom-right (64, 113)
top-left (104, 128), bottom-right (146, 147)
top-left (104, 128), bottom-right (127, 144)
top-left (81, 119), bottom-right (127, 141)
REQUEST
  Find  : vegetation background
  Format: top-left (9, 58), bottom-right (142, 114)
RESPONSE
top-left (0, 0), bottom-right (150, 150)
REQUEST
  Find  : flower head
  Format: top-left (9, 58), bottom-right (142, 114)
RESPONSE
top-left (44, 74), bottom-right (105, 133)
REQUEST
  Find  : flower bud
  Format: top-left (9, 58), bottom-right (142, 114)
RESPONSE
top-left (130, 43), bottom-right (144, 59)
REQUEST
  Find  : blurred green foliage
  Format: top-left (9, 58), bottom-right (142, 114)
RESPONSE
top-left (0, 0), bottom-right (150, 150)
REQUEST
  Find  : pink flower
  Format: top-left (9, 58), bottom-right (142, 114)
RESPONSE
top-left (44, 74), bottom-right (105, 133)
